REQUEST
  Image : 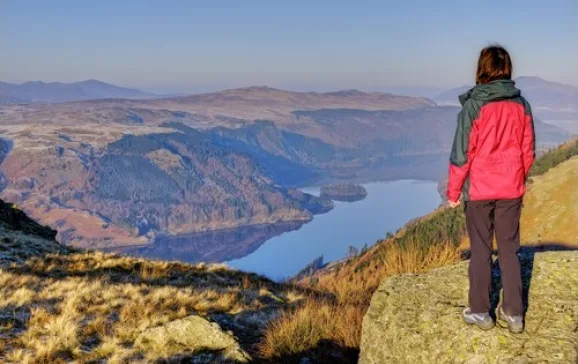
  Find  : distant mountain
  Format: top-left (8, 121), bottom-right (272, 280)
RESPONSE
top-left (433, 85), bottom-right (471, 106)
top-left (0, 79), bottom-right (154, 103)
top-left (0, 93), bottom-right (30, 105)
top-left (515, 76), bottom-right (578, 112)
top-left (433, 77), bottom-right (578, 134)
top-left (434, 76), bottom-right (578, 113)
top-left (159, 86), bottom-right (437, 117)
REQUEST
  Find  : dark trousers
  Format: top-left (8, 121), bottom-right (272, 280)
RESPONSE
top-left (465, 198), bottom-right (524, 316)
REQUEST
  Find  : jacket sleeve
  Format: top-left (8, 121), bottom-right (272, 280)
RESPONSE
top-left (522, 102), bottom-right (536, 178)
top-left (447, 103), bottom-right (478, 202)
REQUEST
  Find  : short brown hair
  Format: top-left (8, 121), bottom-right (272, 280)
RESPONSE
top-left (476, 45), bottom-right (513, 85)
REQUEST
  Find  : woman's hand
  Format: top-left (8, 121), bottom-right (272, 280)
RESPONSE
top-left (448, 200), bottom-right (461, 208)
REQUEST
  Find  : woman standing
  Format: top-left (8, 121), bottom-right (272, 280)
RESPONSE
top-left (447, 45), bottom-right (535, 334)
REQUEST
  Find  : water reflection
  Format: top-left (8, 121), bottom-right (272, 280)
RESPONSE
top-left (110, 222), bottom-right (304, 264)
top-left (109, 180), bottom-right (440, 280)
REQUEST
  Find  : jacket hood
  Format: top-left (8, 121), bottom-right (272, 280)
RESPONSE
top-left (459, 79), bottom-right (521, 106)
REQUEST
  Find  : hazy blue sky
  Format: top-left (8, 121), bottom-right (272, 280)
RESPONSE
top-left (1, 0), bottom-right (576, 94)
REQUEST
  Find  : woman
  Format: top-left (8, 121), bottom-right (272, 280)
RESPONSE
top-left (447, 45), bottom-right (535, 334)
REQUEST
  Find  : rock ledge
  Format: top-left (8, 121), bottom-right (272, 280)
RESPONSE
top-left (360, 249), bottom-right (578, 364)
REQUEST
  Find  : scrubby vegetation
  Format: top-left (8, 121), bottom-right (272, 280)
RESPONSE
top-left (0, 251), bottom-right (306, 363)
top-left (528, 138), bottom-right (578, 177)
top-left (258, 215), bottom-right (463, 362)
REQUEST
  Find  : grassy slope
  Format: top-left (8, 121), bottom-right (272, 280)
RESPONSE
top-left (521, 157), bottom-right (578, 245)
top-left (1, 139), bottom-right (576, 363)
top-left (0, 200), bottom-right (314, 363)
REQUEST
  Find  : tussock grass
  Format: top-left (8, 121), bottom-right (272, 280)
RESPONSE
top-left (259, 300), bottom-right (363, 361)
top-left (258, 231), bottom-right (463, 362)
top-left (0, 249), bottom-right (306, 363)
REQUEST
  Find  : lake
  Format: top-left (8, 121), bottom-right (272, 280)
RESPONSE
top-left (228, 180), bottom-right (441, 279)
top-left (116, 179), bottom-right (441, 280)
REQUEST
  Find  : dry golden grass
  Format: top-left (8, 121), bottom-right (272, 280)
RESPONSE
top-left (317, 239), bottom-right (462, 305)
top-left (259, 300), bottom-right (363, 360)
top-left (258, 238), bottom-right (462, 361)
top-left (1, 226), bottom-right (462, 362)
top-left (521, 156), bottom-right (578, 245)
top-left (0, 250), bottom-right (306, 363)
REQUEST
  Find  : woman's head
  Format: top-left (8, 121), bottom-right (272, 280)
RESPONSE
top-left (476, 45), bottom-right (512, 85)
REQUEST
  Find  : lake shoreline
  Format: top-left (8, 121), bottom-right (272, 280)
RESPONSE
top-left (104, 179), bottom-right (441, 280)
top-left (229, 180), bottom-right (442, 279)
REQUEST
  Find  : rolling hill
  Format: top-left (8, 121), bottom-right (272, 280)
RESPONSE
top-left (434, 76), bottom-right (578, 110)
top-left (0, 79), bottom-right (153, 103)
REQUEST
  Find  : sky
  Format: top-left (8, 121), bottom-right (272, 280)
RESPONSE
top-left (1, 0), bottom-right (577, 95)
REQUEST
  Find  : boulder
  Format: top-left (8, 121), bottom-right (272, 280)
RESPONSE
top-left (360, 249), bottom-right (578, 363)
top-left (135, 314), bottom-right (251, 363)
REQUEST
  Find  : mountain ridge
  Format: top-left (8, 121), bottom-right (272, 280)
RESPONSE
top-left (0, 79), bottom-right (154, 103)
top-left (433, 77), bottom-right (578, 120)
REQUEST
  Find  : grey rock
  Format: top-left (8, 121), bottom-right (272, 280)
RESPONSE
top-left (360, 250), bottom-right (578, 364)
top-left (135, 314), bottom-right (251, 363)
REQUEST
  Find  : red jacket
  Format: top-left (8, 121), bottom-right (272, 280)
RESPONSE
top-left (447, 80), bottom-right (535, 202)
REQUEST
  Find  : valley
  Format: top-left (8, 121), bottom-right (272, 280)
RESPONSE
top-left (0, 81), bottom-right (573, 253)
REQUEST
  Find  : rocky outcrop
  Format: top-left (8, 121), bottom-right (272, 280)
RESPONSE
top-left (0, 199), bottom-right (57, 241)
top-left (136, 315), bottom-right (251, 363)
top-left (0, 199), bottom-right (69, 265)
top-left (360, 249), bottom-right (578, 364)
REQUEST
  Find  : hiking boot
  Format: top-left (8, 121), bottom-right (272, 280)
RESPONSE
top-left (498, 306), bottom-right (524, 334)
top-left (462, 307), bottom-right (495, 330)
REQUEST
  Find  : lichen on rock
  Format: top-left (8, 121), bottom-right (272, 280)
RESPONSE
top-left (360, 249), bottom-right (578, 364)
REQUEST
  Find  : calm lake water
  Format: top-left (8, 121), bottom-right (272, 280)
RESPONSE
top-left (114, 180), bottom-right (441, 280)
top-left (228, 180), bottom-right (441, 280)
